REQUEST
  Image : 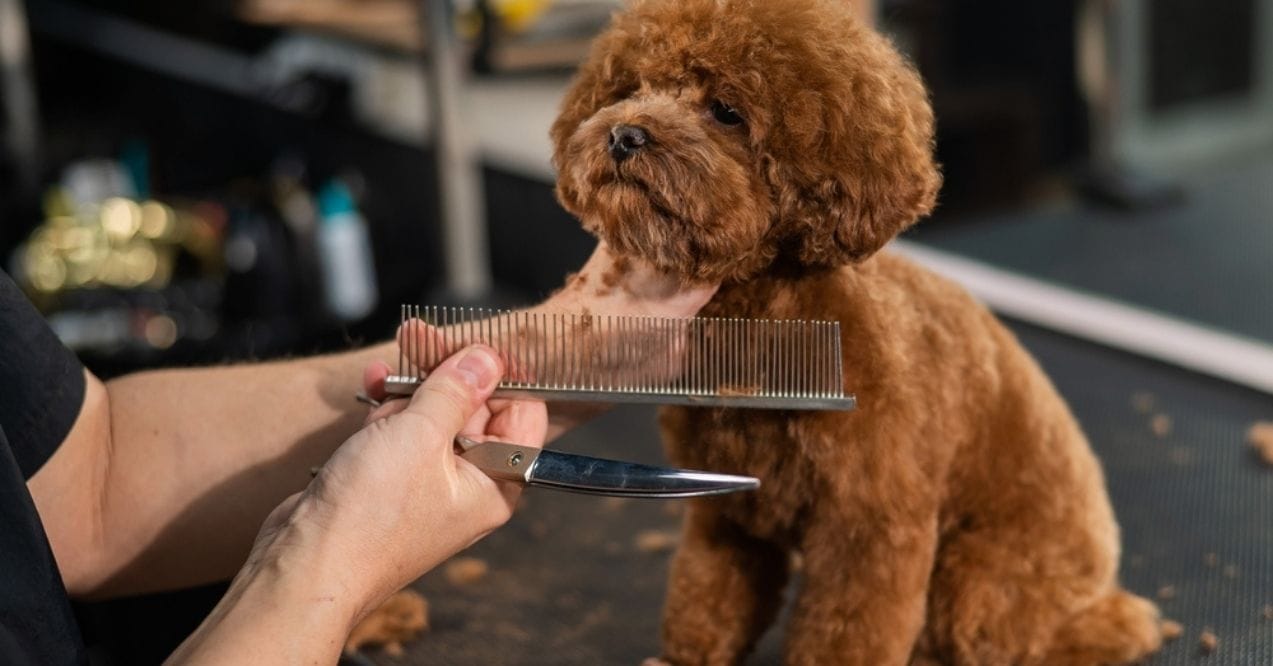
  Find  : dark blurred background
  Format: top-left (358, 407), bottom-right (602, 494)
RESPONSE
top-left (2, 0), bottom-right (1271, 663)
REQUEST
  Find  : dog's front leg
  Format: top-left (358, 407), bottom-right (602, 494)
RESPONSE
top-left (782, 510), bottom-right (938, 666)
top-left (655, 501), bottom-right (789, 666)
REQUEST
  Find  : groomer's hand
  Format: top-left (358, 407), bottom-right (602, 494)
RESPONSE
top-left (168, 346), bottom-right (545, 665)
top-left (528, 241), bottom-right (724, 439)
top-left (298, 345), bottom-right (545, 611)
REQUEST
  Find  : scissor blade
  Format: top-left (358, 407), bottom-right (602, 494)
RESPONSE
top-left (526, 449), bottom-right (760, 498)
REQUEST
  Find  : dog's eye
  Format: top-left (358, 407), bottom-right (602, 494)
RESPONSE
top-left (711, 100), bottom-right (744, 126)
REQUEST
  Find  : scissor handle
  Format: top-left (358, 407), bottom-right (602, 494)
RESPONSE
top-left (455, 436), bottom-right (540, 483)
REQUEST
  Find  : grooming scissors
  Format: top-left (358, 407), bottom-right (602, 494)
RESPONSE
top-left (354, 391), bottom-right (759, 498)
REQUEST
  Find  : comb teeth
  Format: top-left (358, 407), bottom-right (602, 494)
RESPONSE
top-left (385, 305), bottom-right (854, 411)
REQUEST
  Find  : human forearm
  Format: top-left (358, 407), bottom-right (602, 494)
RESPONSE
top-left (85, 342), bottom-right (394, 597)
top-left (166, 507), bottom-right (358, 665)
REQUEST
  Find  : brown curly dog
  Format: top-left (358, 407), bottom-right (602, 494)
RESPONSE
top-left (550, 0), bottom-right (1164, 663)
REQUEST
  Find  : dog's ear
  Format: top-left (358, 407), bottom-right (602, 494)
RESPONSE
top-left (776, 28), bottom-right (941, 266)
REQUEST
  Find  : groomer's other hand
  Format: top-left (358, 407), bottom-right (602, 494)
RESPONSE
top-left (548, 241), bottom-right (719, 319)
top-left (260, 345), bottom-right (546, 620)
top-left (532, 241), bottom-right (723, 439)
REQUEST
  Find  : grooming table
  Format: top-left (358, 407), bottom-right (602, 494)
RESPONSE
top-left (351, 320), bottom-right (1273, 665)
top-left (908, 153), bottom-right (1273, 346)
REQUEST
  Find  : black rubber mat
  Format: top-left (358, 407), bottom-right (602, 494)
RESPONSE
top-left (359, 321), bottom-right (1272, 665)
top-left (907, 152), bottom-right (1273, 345)
top-left (1018, 321), bottom-right (1273, 664)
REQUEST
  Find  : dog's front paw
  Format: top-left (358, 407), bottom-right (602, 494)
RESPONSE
top-left (641, 658), bottom-right (673, 666)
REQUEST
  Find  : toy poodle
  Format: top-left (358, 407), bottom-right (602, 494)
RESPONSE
top-left (549, 0), bottom-right (1164, 663)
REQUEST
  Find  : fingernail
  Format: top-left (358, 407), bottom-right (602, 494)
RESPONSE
top-left (455, 346), bottom-right (500, 389)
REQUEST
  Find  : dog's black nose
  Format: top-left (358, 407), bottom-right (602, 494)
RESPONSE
top-left (608, 124), bottom-right (649, 162)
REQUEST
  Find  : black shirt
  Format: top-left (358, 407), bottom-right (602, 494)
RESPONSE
top-left (0, 269), bottom-right (88, 664)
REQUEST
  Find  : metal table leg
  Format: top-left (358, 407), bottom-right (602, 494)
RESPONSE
top-left (419, 0), bottom-right (493, 301)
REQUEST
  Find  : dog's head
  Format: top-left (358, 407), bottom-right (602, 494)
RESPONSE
top-left (551, 0), bottom-right (940, 284)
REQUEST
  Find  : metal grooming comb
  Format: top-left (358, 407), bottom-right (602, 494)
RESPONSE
top-left (385, 305), bottom-right (855, 411)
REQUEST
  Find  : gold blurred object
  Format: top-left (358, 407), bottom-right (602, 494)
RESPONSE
top-left (24, 252), bottom-right (66, 293)
top-left (100, 197), bottom-right (142, 241)
top-left (139, 200), bottom-right (175, 239)
top-left (17, 195), bottom-right (217, 294)
top-left (119, 241), bottom-right (159, 287)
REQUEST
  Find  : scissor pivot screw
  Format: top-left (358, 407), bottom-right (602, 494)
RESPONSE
top-left (508, 452), bottom-right (523, 467)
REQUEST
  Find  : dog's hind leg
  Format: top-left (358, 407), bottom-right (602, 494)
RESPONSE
top-left (922, 528), bottom-right (1161, 666)
top-left (657, 503), bottom-right (789, 666)
top-left (1040, 589), bottom-right (1162, 666)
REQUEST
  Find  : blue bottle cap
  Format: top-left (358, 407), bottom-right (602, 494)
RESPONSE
top-left (317, 181), bottom-right (357, 219)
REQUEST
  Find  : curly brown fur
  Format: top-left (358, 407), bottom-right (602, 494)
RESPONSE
top-left (552, 0), bottom-right (1162, 664)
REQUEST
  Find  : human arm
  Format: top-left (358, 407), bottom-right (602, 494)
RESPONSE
top-left (166, 345), bottom-right (542, 665)
top-left (27, 342), bottom-right (396, 599)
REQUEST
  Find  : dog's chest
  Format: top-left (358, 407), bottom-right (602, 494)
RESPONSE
top-left (657, 278), bottom-right (844, 539)
top-left (660, 406), bottom-right (814, 541)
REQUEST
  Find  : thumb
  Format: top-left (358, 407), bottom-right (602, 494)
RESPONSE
top-left (403, 345), bottom-right (503, 440)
